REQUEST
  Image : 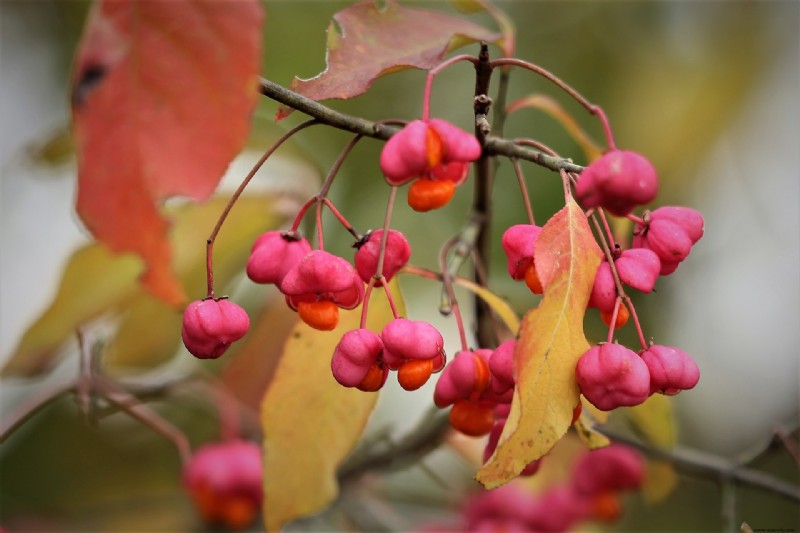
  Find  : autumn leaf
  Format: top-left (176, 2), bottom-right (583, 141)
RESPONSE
top-left (277, 0), bottom-right (499, 119)
top-left (4, 194), bottom-right (296, 376)
top-left (261, 281), bottom-right (406, 532)
top-left (71, 0), bottom-right (264, 306)
top-left (476, 198), bottom-right (602, 489)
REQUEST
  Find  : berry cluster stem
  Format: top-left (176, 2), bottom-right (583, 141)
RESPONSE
top-left (422, 54), bottom-right (479, 121)
top-left (510, 158), bottom-right (535, 225)
top-left (205, 119), bottom-right (318, 298)
top-left (489, 58), bottom-right (616, 150)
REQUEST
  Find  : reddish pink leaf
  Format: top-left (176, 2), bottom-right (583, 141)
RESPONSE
top-left (72, 0), bottom-right (264, 306)
top-left (277, 0), bottom-right (498, 119)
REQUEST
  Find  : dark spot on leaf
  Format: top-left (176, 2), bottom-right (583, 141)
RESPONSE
top-left (293, 332), bottom-right (302, 339)
top-left (73, 64), bottom-right (107, 107)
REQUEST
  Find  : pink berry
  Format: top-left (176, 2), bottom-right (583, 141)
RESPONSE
top-left (183, 439), bottom-right (262, 528)
top-left (330, 328), bottom-right (386, 390)
top-left (588, 261), bottom-right (616, 313)
top-left (433, 349), bottom-right (492, 408)
top-left (279, 250), bottom-right (364, 311)
top-left (575, 344), bottom-right (650, 411)
top-left (614, 248), bottom-right (661, 293)
top-left (181, 299), bottom-right (250, 359)
top-left (379, 119), bottom-right (480, 186)
top-left (633, 206), bottom-right (704, 275)
top-left (488, 339), bottom-right (516, 396)
top-left (246, 231), bottom-right (311, 285)
top-left (571, 444), bottom-right (644, 495)
top-left (501, 224), bottom-right (542, 280)
top-left (575, 150), bottom-right (658, 216)
top-left (526, 486), bottom-right (590, 532)
top-left (353, 229), bottom-right (411, 283)
top-left (641, 345), bottom-right (700, 395)
top-left (380, 318), bottom-right (445, 370)
top-left (430, 160), bottom-right (470, 187)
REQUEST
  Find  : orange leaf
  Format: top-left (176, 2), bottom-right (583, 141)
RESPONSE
top-left (476, 198), bottom-right (602, 488)
top-left (277, 0), bottom-right (498, 119)
top-left (71, 0), bottom-right (264, 306)
top-left (261, 281), bottom-right (406, 531)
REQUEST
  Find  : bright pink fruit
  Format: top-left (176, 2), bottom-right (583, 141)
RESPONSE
top-left (501, 224), bottom-right (542, 280)
top-left (183, 439), bottom-right (262, 528)
top-left (615, 248), bottom-right (661, 293)
top-left (279, 250), bottom-right (364, 311)
top-left (575, 344), bottom-right (650, 410)
top-left (588, 261), bottom-right (616, 313)
top-left (641, 344), bottom-right (700, 395)
top-left (633, 206), bottom-right (704, 275)
top-left (433, 349), bottom-right (492, 407)
top-left (379, 119), bottom-right (480, 186)
top-left (353, 229), bottom-right (411, 283)
top-left (488, 339), bottom-right (516, 396)
top-left (181, 299), bottom-right (250, 359)
top-left (575, 150), bottom-right (658, 216)
top-left (331, 328), bottom-right (386, 390)
top-left (381, 318), bottom-right (446, 371)
top-left (246, 231), bottom-right (311, 285)
top-left (571, 444), bottom-right (644, 495)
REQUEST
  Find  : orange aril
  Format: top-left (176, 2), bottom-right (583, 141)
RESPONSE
top-left (591, 491), bottom-right (622, 522)
top-left (449, 399), bottom-right (494, 437)
top-left (600, 305), bottom-right (629, 328)
top-left (425, 126), bottom-right (443, 169)
top-left (357, 361), bottom-right (386, 392)
top-left (397, 358), bottom-right (434, 390)
top-left (407, 179), bottom-right (456, 212)
top-left (297, 300), bottom-right (339, 331)
top-left (524, 263), bottom-right (543, 294)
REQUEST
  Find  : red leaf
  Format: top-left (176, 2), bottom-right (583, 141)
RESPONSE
top-left (277, 0), bottom-right (498, 119)
top-left (71, 0), bottom-right (264, 306)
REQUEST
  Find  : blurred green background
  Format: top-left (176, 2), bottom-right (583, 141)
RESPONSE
top-left (1, 1), bottom-right (797, 531)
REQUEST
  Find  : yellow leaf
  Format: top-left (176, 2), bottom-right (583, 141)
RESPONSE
top-left (261, 281), bottom-right (406, 532)
top-left (625, 394), bottom-right (675, 448)
top-left (574, 416), bottom-right (610, 450)
top-left (3, 245), bottom-right (143, 376)
top-left (453, 277), bottom-right (520, 335)
top-left (506, 94), bottom-right (604, 163)
top-left (476, 198), bottom-right (601, 488)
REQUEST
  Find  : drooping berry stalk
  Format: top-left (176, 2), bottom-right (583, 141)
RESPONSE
top-left (440, 235), bottom-right (470, 352)
top-left (510, 158), bottom-right (535, 225)
top-left (422, 54), bottom-right (479, 120)
top-left (490, 58), bottom-right (617, 150)
top-left (205, 119), bottom-right (318, 298)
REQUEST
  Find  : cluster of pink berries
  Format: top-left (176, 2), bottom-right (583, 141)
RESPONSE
top-left (183, 440), bottom-right (263, 529)
top-left (421, 444), bottom-right (644, 532)
top-left (181, 118), bottom-right (482, 396)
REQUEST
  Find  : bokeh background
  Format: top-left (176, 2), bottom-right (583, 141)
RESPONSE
top-left (1, 1), bottom-right (798, 531)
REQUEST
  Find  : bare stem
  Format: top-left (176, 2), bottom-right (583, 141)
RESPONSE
top-left (423, 55), bottom-right (479, 120)
top-left (510, 158), bottom-right (535, 225)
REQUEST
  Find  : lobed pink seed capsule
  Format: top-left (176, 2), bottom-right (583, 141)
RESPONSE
top-left (330, 328), bottom-right (386, 389)
top-left (571, 444), bottom-right (644, 496)
top-left (183, 439), bottom-right (262, 528)
top-left (575, 344), bottom-right (650, 411)
top-left (380, 318), bottom-right (446, 371)
top-left (246, 231), bottom-right (311, 285)
top-left (379, 119), bottom-right (480, 186)
top-left (588, 261), bottom-right (617, 313)
top-left (353, 229), bottom-right (411, 283)
top-left (614, 248), bottom-right (661, 293)
top-left (488, 339), bottom-right (516, 396)
top-left (633, 206), bottom-right (704, 275)
top-left (279, 250), bottom-right (364, 311)
top-left (501, 224), bottom-right (542, 280)
top-left (641, 344), bottom-right (700, 395)
top-left (181, 299), bottom-right (250, 359)
top-left (433, 349), bottom-right (492, 408)
top-left (575, 150), bottom-right (658, 216)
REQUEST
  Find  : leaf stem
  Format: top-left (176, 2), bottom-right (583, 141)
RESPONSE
top-left (422, 54), bottom-right (479, 120)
